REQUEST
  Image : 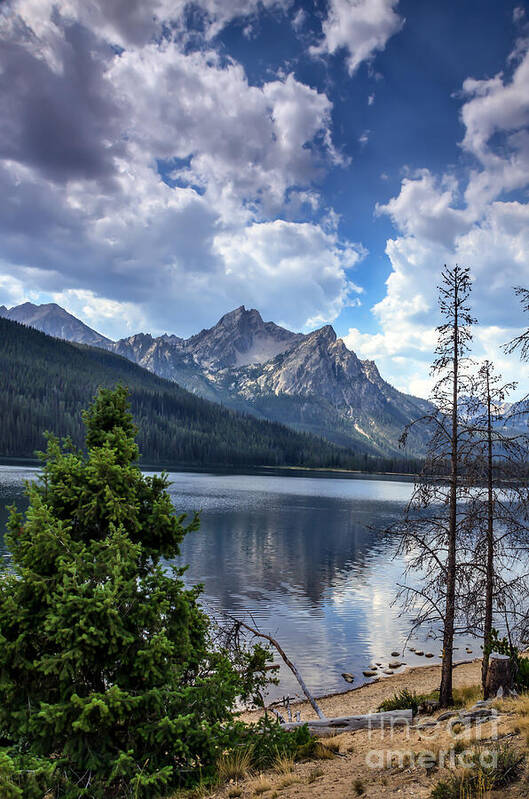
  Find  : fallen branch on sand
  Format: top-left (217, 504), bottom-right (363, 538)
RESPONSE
top-left (226, 615), bottom-right (326, 719)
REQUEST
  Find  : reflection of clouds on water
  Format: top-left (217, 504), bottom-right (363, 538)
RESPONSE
top-left (0, 467), bottom-right (475, 699)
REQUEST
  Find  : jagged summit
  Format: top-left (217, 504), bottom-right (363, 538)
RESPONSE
top-left (185, 305), bottom-right (302, 369)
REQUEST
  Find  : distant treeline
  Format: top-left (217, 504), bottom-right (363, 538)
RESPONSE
top-left (0, 317), bottom-right (421, 472)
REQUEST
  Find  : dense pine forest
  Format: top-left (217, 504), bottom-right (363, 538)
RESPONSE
top-left (0, 318), bottom-right (419, 471)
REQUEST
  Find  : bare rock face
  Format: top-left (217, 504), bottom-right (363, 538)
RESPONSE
top-left (0, 305), bottom-right (7, 317)
top-left (186, 306), bottom-right (302, 370)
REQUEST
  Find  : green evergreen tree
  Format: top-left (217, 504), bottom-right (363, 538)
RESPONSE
top-left (0, 386), bottom-right (267, 798)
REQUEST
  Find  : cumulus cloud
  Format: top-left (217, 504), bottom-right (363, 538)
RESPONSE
top-left (109, 47), bottom-right (337, 217)
top-left (213, 220), bottom-right (365, 330)
top-left (346, 46), bottom-right (529, 398)
top-left (311, 0), bottom-right (404, 75)
top-left (460, 44), bottom-right (529, 209)
top-left (3, 0), bottom-right (292, 48)
top-left (0, 0), bottom-right (366, 337)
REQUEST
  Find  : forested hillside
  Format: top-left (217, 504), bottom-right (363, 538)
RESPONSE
top-left (1, 317), bottom-right (414, 470)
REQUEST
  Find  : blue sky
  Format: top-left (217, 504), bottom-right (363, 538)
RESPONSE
top-left (1, 0), bottom-right (529, 396)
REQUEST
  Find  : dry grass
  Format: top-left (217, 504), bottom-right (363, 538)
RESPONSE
top-left (321, 733), bottom-right (348, 753)
top-left (494, 693), bottom-right (529, 717)
top-left (272, 754), bottom-right (294, 775)
top-left (311, 741), bottom-right (338, 760)
top-left (217, 747), bottom-right (253, 783)
top-left (512, 716), bottom-right (529, 745)
top-left (250, 775), bottom-right (274, 795)
top-left (452, 684), bottom-right (482, 708)
top-left (352, 777), bottom-right (366, 796)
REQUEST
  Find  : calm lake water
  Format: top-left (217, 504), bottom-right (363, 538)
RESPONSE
top-left (0, 466), bottom-right (479, 701)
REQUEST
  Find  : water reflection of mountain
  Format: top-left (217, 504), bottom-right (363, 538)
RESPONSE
top-left (176, 491), bottom-right (405, 609)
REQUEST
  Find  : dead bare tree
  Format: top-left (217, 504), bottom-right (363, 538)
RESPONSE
top-left (395, 264), bottom-right (476, 707)
top-left (462, 361), bottom-right (529, 695)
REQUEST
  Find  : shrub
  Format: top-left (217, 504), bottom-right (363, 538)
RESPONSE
top-left (378, 689), bottom-right (424, 714)
top-left (242, 715), bottom-right (313, 771)
top-left (430, 745), bottom-right (525, 798)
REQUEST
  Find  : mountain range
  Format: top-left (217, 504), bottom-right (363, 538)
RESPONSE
top-left (1, 315), bottom-right (371, 470)
top-left (0, 301), bottom-right (431, 457)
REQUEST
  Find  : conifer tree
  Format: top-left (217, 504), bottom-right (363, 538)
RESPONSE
top-left (0, 386), bottom-right (267, 798)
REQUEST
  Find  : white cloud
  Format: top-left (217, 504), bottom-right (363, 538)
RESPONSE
top-left (0, 273), bottom-right (33, 308)
top-left (0, 0), bottom-right (364, 337)
top-left (109, 47), bottom-right (337, 217)
top-left (358, 130), bottom-right (370, 146)
top-left (375, 171), bottom-right (472, 246)
top-left (311, 0), bottom-right (404, 75)
top-left (108, 45), bottom-right (340, 219)
top-left (3, 0), bottom-right (292, 48)
top-left (345, 43), bottom-right (529, 399)
top-left (214, 220), bottom-right (365, 331)
top-left (460, 45), bottom-right (529, 210)
top-left (51, 289), bottom-right (149, 339)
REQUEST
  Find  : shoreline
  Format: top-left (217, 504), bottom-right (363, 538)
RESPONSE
top-left (0, 459), bottom-right (418, 480)
top-left (242, 657), bottom-right (483, 723)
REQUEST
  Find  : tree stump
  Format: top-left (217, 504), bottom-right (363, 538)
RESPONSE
top-left (485, 654), bottom-right (512, 698)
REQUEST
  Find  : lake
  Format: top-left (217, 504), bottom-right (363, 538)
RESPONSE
top-left (0, 466), bottom-right (479, 701)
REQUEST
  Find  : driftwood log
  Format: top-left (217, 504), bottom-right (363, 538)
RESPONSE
top-left (280, 709), bottom-right (413, 736)
top-left (485, 654), bottom-right (512, 698)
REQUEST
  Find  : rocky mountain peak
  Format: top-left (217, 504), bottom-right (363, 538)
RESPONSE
top-left (0, 305), bottom-right (7, 317)
top-left (217, 305), bottom-right (262, 328)
top-left (188, 306), bottom-right (301, 369)
top-left (307, 324), bottom-right (337, 343)
top-left (3, 301), bottom-right (113, 348)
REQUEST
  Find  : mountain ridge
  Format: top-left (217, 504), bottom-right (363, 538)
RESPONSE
top-left (1, 315), bottom-right (382, 470)
top-left (2, 300), bottom-right (431, 457)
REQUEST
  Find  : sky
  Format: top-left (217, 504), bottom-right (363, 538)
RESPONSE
top-left (1, 0), bottom-right (529, 398)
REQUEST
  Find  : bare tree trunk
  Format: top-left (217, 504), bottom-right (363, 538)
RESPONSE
top-left (440, 283), bottom-right (459, 708)
top-left (482, 365), bottom-right (495, 697)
